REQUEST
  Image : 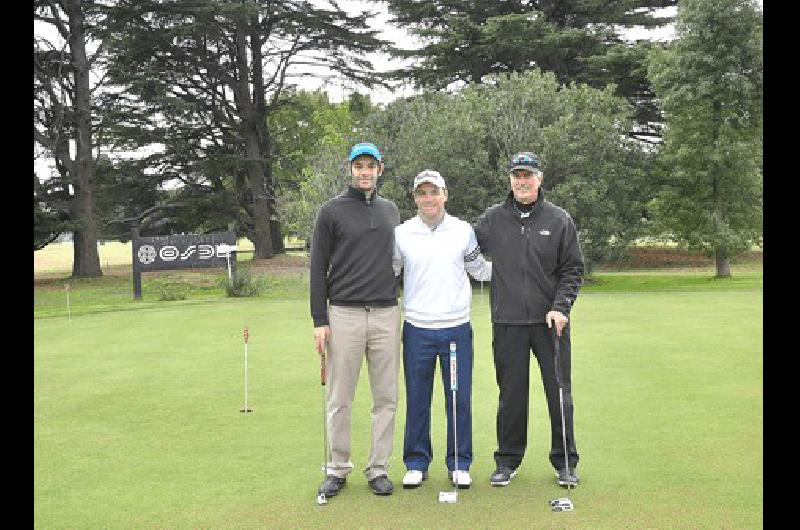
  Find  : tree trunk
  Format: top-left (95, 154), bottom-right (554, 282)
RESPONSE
top-left (249, 21), bottom-right (283, 257)
top-left (714, 247), bottom-right (731, 278)
top-left (244, 136), bottom-right (275, 259)
top-left (232, 15), bottom-right (276, 260)
top-left (709, 99), bottom-right (730, 279)
top-left (70, 177), bottom-right (102, 277)
top-left (66, 0), bottom-right (102, 277)
top-left (270, 217), bottom-right (284, 253)
top-left (711, 169), bottom-right (730, 278)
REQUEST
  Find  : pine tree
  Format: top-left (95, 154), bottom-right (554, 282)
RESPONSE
top-left (105, 0), bottom-right (387, 257)
top-left (385, 0), bottom-right (677, 141)
top-left (648, 0), bottom-right (762, 277)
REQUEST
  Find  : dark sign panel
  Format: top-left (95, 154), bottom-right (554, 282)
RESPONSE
top-left (131, 231), bottom-right (237, 299)
top-left (132, 231), bottom-right (236, 272)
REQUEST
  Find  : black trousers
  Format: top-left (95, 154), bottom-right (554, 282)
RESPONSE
top-left (492, 323), bottom-right (579, 470)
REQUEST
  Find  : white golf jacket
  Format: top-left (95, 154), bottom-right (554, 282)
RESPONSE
top-left (393, 213), bottom-right (492, 329)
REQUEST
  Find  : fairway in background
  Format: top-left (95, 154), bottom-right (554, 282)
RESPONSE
top-left (34, 288), bottom-right (762, 528)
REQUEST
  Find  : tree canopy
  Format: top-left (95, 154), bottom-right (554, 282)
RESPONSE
top-left (33, 0), bottom-right (762, 280)
top-left (647, 0), bottom-right (762, 277)
top-left (101, 0), bottom-right (388, 257)
top-left (384, 0), bottom-right (677, 140)
top-left (362, 69), bottom-right (653, 272)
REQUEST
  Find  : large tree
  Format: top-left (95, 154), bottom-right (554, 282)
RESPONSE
top-left (271, 91), bottom-right (376, 244)
top-left (647, 0), bottom-right (762, 277)
top-left (384, 0), bottom-right (677, 142)
top-left (104, 0), bottom-right (387, 258)
top-left (34, 0), bottom-right (110, 276)
top-left (366, 69), bottom-right (653, 273)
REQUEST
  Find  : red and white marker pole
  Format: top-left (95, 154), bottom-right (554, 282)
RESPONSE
top-left (65, 284), bottom-right (71, 325)
top-left (240, 326), bottom-right (252, 413)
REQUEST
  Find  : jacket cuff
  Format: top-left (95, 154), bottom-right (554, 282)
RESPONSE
top-left (313, 317), bottom-right (329, 328)
top-left (552, 301), bottom-right (572, 316)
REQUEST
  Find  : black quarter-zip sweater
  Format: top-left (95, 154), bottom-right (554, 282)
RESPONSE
top-left (474, 189), bottom-right (584, 324)
top-left (310, 186), bottom-right (400, 327)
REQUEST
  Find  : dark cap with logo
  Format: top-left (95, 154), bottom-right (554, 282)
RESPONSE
top-left (509, 152), bottom-right (541, 172)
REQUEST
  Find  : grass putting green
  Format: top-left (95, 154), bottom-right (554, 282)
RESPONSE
top-left (34, 284), bottom-right (762, 528)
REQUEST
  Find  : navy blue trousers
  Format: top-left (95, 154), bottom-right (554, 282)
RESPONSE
top-left (402, 321), bottom-right (473, 472)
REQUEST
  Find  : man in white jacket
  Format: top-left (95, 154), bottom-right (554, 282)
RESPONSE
top-left (393, 170), bottom-right (492, 490)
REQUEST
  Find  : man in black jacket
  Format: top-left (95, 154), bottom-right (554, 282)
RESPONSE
top-left (474, 152), bottom-right (584, 489)
top-left (310, 142), bottom-right (401, 498)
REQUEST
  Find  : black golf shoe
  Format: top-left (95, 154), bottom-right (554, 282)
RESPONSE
top-left (368, 475), bottom-right (394, 496)
top-left (556, 467), bottom-right (579, 488)
top-left (490, 466), bottom-right (517, 487)
top-left (318, 475), bottom-right (346, 497)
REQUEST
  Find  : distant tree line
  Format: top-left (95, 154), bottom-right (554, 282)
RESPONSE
top-left (34, 0), bottom-right (761, 278)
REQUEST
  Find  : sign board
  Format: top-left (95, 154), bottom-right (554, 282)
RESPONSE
top-left (131, 230), bottom-right (237, 299)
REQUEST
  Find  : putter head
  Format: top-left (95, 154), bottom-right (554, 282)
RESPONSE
top-left (316, 493), bottom-right (327, 505)
top-left (438, 490), bottom-right (458, 503)
top-left (549, 497), bottom-right (574, 512)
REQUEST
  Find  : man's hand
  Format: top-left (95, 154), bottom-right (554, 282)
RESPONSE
top-left (314, 325), bottom-right (330, 354)
top-left (545, 310), bottom-right (568, 337)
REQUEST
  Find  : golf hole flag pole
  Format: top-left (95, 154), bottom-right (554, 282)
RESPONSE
top-left (439, 341), bottom-right (459, 504)
top-left (240, 326), bottom-right (252, 413)
top-left (65, 284), bottom-right (71, 325)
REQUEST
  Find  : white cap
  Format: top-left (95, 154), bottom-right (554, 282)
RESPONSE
top-left (413, 169), bottom-right (446, 190)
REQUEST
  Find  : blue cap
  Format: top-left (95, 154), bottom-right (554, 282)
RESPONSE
top-left (348, 142), bottom-right (382, 162)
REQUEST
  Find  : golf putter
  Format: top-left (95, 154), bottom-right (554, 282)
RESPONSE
top-left (439, 341), bottom-right (459, 503)
top-left (316, 347), bottom-right (328, 506)
top-left (549, 324), bottom-right (575, 512)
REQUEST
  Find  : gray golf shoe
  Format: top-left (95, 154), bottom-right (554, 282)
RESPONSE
top-left (490, 466), bottom-right (517, 487)
top-left (318, 475), bottom-right (346, 497)
top-left (556, 467), bottom-right (579, 488)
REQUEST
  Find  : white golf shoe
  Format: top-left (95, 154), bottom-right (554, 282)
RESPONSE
top-left (402, 469), bottom-right (428, 488)
top-left (450, 470), bottom-right (472, 489)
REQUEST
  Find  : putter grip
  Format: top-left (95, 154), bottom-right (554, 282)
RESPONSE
top-left (551, 326), bottom-right (563, 385)
top-left (320, 350), bottom-right (326, 386)
top-left (449, 342), bottom-right (458, 391)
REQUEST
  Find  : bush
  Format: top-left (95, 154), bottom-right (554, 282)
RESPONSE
top-left (221, 269), bottom-right (267, 297)
top-left (154, 281), bottom-right (189, 301)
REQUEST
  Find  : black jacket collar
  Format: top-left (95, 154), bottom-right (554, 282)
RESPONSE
top-left (503, 188), bottom-right (545, 219)
top-left (347, 185), bottom-right (377, 202)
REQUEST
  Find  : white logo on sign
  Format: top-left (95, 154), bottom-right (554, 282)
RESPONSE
top-left (216, 244), bottom-right (238, 256)
top-left (197, 244), bottom-right (214, 259)
top-left (539, 229), bottom-right (550, 236)
top-left (180, 246), bottom-right (197, 260)
top-left (160, 245), bottom-right (179, 261)
top-left (138, 245), bottom-right (157, 264)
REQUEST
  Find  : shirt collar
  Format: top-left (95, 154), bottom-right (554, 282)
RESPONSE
top-left (416, 211), bottom-right (448, 232)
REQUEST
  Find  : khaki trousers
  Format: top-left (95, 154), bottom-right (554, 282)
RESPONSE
top-left (325, 304), bottom-right (401, 480)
